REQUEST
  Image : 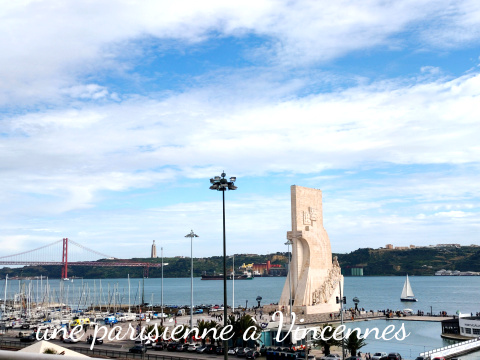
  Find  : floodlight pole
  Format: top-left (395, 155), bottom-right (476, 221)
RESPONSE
top-left (209, 171), bottom-right (237, 360)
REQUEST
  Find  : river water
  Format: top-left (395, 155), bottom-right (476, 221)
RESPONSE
top-left (3, 275), bottom-right (480, 359)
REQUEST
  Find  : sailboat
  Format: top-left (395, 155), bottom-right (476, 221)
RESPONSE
top-left (400, 274), bottom-right (418, 302)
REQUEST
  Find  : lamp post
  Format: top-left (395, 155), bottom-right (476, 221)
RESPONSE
top-left (185, 230), bottom-right (199, 343)
top-left (210, 171), bottom-right (237, 360)
top-left (339, 281), bottom-right (345, 360)
top-left (285, 239), bottom-right (293, 324)
top-left (232, 255), bottom-right (235, 313)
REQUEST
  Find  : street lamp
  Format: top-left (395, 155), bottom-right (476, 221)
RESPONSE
top-left (232, 255), bottom-right (235, 313)
top-left (285, 239), bottom-right (293, 324)
top-left (210, 171), bottom-right (237, 360)
top-left (339, 281), bottom-right (345, 360)
top-left (185, 229), bottom-right (199, 343)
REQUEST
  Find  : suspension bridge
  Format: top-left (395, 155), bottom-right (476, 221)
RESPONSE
top-left (0, 238), bottom-right (162, 278)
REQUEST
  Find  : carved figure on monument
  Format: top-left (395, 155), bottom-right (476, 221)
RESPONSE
top-left (279, 186), bottom-right (343, 314)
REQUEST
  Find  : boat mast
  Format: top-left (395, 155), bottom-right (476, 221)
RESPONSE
top-left (128, 274), bottom-right (131, 313)
top-left (3, 274), bottom-right (7, 313)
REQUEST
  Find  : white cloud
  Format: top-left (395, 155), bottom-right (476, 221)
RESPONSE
top-left (1, 0), bottom-right (480, 105)
top-left (1, 72), bottom-right (479, 217)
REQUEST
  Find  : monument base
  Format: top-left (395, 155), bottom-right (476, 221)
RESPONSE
top-left (293, 304), bottom-right (340, 315)
top-left (262, 302), bottom-right (341, 317)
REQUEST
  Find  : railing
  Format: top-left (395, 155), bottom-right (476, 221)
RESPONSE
top-left (0, 339), bottom-right (29, 349)
top-left (70, 346), bottom-right (205, 359)
top-left (0, 340), bottom-right (214, 360)
top-left (420, 337), bottom-right (480, 358)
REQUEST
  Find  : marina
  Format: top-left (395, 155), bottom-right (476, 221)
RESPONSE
top-left (1, 275), bottom-right (480, 359)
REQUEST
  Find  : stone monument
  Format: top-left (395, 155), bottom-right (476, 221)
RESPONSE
top-left (151, 240), bottom-right (157, 258)
top-left (279, 185), bottom-right (343, 314)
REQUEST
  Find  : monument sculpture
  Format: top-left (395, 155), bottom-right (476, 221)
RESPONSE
top-left (279, 185), bottom-right (343, 314)
top-left (151, 240), bottom-right (157, 258)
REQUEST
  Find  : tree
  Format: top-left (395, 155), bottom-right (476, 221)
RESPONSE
top-left (313, 324), bottom-right (341, 355)
top-left (197, 320), bottom-right (219, 345)
top-left (345, 330), bottom-right (366, 356)
top-left (146, 324), bottom-right (166, 341)
top-left (228, 314), bottom-right (261, 347)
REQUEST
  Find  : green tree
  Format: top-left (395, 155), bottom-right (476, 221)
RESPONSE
top-left (145, 324), bottom-right (166, 341)
top-left (313, 324), bottom-right (341, 355)
top-left (345, 331), bottom-right (366, 356)
top-left (228, 314), bottom-right (261, 347)
top-left (197, 320), bottom-right (219, 345)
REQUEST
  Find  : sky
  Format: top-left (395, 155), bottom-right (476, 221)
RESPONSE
top-left (0, 0), bottom-right (479, 261)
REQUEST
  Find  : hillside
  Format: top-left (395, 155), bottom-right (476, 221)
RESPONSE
top-left (1, 246), bottom-right (479, 278)
top-left (334, 245), bottom-right (480, 276)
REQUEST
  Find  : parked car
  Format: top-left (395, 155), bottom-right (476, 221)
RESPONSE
top-left (104, 316), bottom-right (118, 325)
top-left (321, 354), bottom-right (341, 360)
top-left (176, 343), bottom-right (189, 352)
top-left (63, 336), bottom-right (80, 343)
top-left (237, 347), bottom-right (251, 357)
top-left (167, 342), bottom-right (180, 351)
top-left (129, 345), bottom-right (147, 354)
top-left (135, 339), bottom-right (153, 348)
top-left (345, 357), bottom-right (362, 360)
top-left (86, 335), bottom-right (103, 345)
top-left (20, 334), bottom-right (36, 342)
top-left (206, 344), bottom-right (217, 354)
top-left (228, 347), bottom-right (239, 355)
top-left (372, 353), bottom-right (388, 360)
top-left (216, 346), bottom-right (225, 355)
top-left (152, 342), bottom-right (167, 350)
top-left (388, 353), bottom-right (402, 360)
top-left (196, 345), bottom-right (208, 353)
top-left (194, 309), bottom-right (204, 314)
top-left (246, 350), bottom-right (261, 359)
top-left (188, 343), bottom-right (200, 352)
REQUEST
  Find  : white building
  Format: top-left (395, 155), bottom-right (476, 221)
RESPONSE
top-left (459, 317), bottom-right (480, 337)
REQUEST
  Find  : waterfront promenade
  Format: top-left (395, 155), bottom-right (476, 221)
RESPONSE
top-left (0, 308), bottom-right (462, 360)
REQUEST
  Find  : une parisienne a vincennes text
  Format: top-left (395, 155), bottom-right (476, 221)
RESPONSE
top-left (36, 311), bottom-right (410, 350)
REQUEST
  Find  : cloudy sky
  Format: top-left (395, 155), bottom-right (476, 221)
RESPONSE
top-left (1, 0), bottom-right (479, 261)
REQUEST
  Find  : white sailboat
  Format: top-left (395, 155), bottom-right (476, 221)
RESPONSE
top-left (400, 274), bottom-right (418, 302)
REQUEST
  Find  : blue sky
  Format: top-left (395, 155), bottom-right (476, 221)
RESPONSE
top-left (0, 0), bottom-right (479, 260)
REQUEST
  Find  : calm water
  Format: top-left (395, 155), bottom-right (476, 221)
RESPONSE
top-left (3, 276), bottom-right (480, 314)
top-left (3, 275), bottom-right (480, 359)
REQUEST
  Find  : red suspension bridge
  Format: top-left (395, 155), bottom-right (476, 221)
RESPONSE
top-left (0, 238), bottom-right (161, 278)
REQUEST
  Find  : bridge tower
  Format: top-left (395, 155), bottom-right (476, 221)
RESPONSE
top-left (61, 238), bottom-right (68, 279)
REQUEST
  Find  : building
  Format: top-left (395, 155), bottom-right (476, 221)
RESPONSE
top-left (349, 266), bottom-right (364, 276)
top-left (238, 261), bottom-right (285, 276)
top-left (385, 244), bottom-right (393, 249)
top-left (459, 316), bottom-right (480, 337)
top-left (151, 240), bottom-right (157, 258)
